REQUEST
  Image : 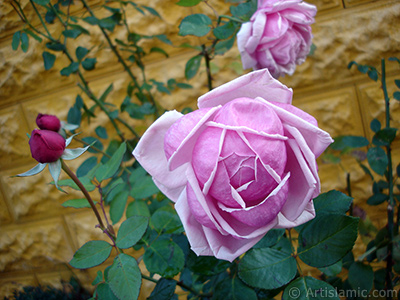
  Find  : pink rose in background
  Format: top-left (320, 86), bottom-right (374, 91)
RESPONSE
top-left (36, 113), bottom-right (61, 132)
top-left (237, 0), bottom-right (317, 78)
top-left (133, 70), bottom-right (333, 262)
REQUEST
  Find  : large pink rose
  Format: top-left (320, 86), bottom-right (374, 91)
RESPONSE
top-left (133, 70), bottom-right (332, 262)
top-left (237, 0), bottom-right (317, 78)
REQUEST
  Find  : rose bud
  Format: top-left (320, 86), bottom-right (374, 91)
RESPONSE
top-left (29, 129), bottom-right (66, 163)
top-left (237, 0), bottom-right (317, 78)
top-left (133, 70), bottom-right (333, 262)
top-left (36, 113), bottom-right (61, 132)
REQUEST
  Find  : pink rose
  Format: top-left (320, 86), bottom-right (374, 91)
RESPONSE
top-left (133, 70), bottom-right (333, 262)
top-left (29, 129), bottom-right (66, 163)
top-left (237, 0), bottom-right (317, 78)
top-left (36, 113), bottom-right (61, 132)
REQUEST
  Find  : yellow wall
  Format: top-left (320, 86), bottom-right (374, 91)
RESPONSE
top-left (0, 0), bottom-right (399, 298)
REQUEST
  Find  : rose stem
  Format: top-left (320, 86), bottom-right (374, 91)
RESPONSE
top-left (202, 45), bottom-right (213, 91)
top-left (61, 160), bottom-right (106, 231)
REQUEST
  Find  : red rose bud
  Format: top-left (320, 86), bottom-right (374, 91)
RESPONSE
top-left (36, 113), bottom-right (61, 132)
top-left (29, 129), bottom-right (66, 163)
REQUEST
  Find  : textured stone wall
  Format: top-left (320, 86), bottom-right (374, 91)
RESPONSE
top-left (0, 0), bottom-right (399, 298)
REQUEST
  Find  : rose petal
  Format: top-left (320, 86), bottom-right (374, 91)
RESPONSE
top-left (276, 200), bottom-right (315, 228)
top-left (164, 107), bottom-right (214, 160)
top-left (132, 110), bottom-right (187, 202)
top-left (202, 226), bottom-right (265, 262)
top-left (280, 139), bottom-right (317, 221)
top-left (256, 98), bottom-right (334, 157)
top-left (218, 172), bottom-right (290, 227)
top-left (245, 11), bottom-right (267, 54)
top-left (198, 69), bottom-right (293, 109)
top-left (167, 106), bottom-right (221, 171)
top-left (175, 190), bottom-right (214, 256)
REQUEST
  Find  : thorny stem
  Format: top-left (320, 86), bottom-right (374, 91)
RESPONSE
top-left (381, 58), bottom-right (395, 299)
top-left (29, 0), bottom-right (51, 37)
top-left (80, 0), bottom-right (159, 117)
top-left (202, 45), bottom-right (213, 91)
top-left (61, 160), bottom-right (106, 230)
top-left (346, 172), bottom-right (353, 216)
top-left (288, 229), bottom-right (303, 276)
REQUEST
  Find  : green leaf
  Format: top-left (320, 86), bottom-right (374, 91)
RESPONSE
top-left (186, 251), bottom-right (230, 275)
top-left (178, 14), bottom-right (212, 37)
top-left (130, 176), bottom-right (159, 199)
top-left (46, 42), bottom-right (66, 51)
top-left (238, 248), bottom-right (297, 289)
top-left (370, 119), bottom-right (381, 132)
top-left (330, 135), bottom-right (369, 151)
top-left (148, 278), bottom-right (177, 300)
top-left (176, 0), bottom-right (202, 6)
top-left (108, 254), bottom-right (141, 300)
top-left (150, 47), bottom-right (169, 58)
top-left (214, 36), bottom-right (236, 55)
top-left (395, 79), bottom-right (400, 89)
top-left (253, 229), bottom-right (285, 248)
top-left (12, 31), bottom-right (20, 50)
top-left (298, 215), bottom-right (359, 268)
top-left (76, 46), bottom-right (89, 61)
top-left (20, 32), bottom-right (29, 52)
top-left (142, 6), bottom-right (161, 18)
top-left (154, 34), bottom-right (172, 45)
top-left (348, 262), bottom-right (374, 294)
top-left (62, 198), bottom-right (92, 209)
top-left (110, 190), bottom-right (129, 224)
top-left (116, 216), bottom-right (148, 249)
top-left (95, 283), bottom-right (119, 300)
top-left (318, 260), bottom-right (343, 277)
top-left (42, 51), bottom-right (56, 70)
top-left (282, 276), bottom-right (339, 300)
top-left (95, 142), bottom-right (126, 182)
top-left (32, 0), bottom-right (50, 5)
top-left (214, 277), bottom-right (257, 300)
top-left (185, 55), bottom-right (202, 80)
top-left (213, 21), bottom-right (237, 40)
top-left (367, 147), bottom-right (388, 175)
top-left (367, 69), bottom-right (378, 81)
top-left (144, 239), bottom-right (185, 278)
top-left (92, 270), bottom-right (103, 286)
top-left (394, 91), bottom-right (400, 101)
top-left (82, 58), bottom-right (97, 71)
top-left (230, 2), bottom-right (253, 19)
top-left (99, 84), bottom-right (113, 103)
top-left (126, 200), bottom-right (151, 218)
top-left (83, 16), bottom-right (99, 25)
top-left (313, 190), bottom-right (352, 216)
top-left (62, 29), bottom-right (82, 39)
top-left (372, 128), bottom-right (397, 146)
top-left (367, 193), bottom-right (388, 205)
top-left (77, 156), bottom-right (98, 177)
top-left (95, 126), bottom-right (108, 139)
top-left (60, 62), bottom-right (79, 76)
top-left (70, 240), bottom-right (112, 269)
top-left (56, 177), bottom-right (96, 191)
top-left (151, 206), bottom-right (183, 234)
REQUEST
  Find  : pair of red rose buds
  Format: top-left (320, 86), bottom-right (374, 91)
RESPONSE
top-left (29, 114), bottom-right (65, 163)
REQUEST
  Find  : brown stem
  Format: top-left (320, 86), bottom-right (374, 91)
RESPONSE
top-left (61, 160), bottom-right (106, 230)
